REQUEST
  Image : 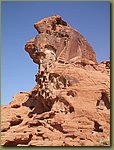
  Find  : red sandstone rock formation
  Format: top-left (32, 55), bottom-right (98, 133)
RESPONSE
top-left (25, 15), bottom-right (97, 64)
top-left (1, 16), bottom-right (110, 146)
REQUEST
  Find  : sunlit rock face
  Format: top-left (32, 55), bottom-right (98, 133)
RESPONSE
top-left (25, 15), bottom-right (97, 65)
top-left (1, 16), bottom-right (110, 146)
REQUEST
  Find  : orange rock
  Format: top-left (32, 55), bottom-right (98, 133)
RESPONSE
top-left (1, 15), bottom-right (110, 146)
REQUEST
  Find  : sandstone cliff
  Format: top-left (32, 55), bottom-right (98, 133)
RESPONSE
top-left (1, 16), bottom-right (110, 146)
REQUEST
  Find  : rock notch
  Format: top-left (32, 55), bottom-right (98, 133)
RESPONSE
top-left (1, 15), bottom-right (110, 146)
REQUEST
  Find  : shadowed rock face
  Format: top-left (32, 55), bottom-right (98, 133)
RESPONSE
top-left (25, 15), bottom-right (97, 65)
top-left (1, 16), bottom-right (110, 146)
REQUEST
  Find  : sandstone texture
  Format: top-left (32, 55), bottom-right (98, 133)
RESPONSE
top-left (1, 15), bottom-right (110, 146)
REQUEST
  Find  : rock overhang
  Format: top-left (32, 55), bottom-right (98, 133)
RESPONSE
top-left (25, 15), bottom-right (97, 65)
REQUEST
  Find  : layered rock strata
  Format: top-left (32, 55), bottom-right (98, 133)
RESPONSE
top-left (1, 16), bottom-right (110, 146)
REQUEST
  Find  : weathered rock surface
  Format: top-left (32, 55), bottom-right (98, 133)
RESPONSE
top-left (25, 15), bottom-right (97, 64)
top-left (1, 16), bottom-right (110, 146)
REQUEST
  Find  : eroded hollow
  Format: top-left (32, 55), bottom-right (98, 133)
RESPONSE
top-left (10, 117), bottom-right (23, 126)
top-left (11, 104), bottom-right (21, 108)
top-left (23, 92), bottom-right (75, 117)
top-left (51, 123), bottom-right (68, 134)
top-left (3, 134), bottom-right (33, 146)
top-left (96, 91), bottom-right (110, 110)
top-left (67, 90), bottom-right (77, 97)
top-left (93, 121), bottom-right (103, 132)
top-left (101, 92), bottom-right (110, 109)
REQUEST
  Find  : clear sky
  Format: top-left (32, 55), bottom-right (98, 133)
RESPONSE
top-left (1, 1), bottom-right (110, 105)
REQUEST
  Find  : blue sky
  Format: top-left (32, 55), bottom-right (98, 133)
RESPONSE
top-left (2, 2), bottom-right (110, 105)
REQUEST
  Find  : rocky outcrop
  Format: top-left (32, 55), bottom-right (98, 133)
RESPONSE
top-left (25, 15), bottom-right (97, 65)
top-left (1, 16), bottom-right (110, 146)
